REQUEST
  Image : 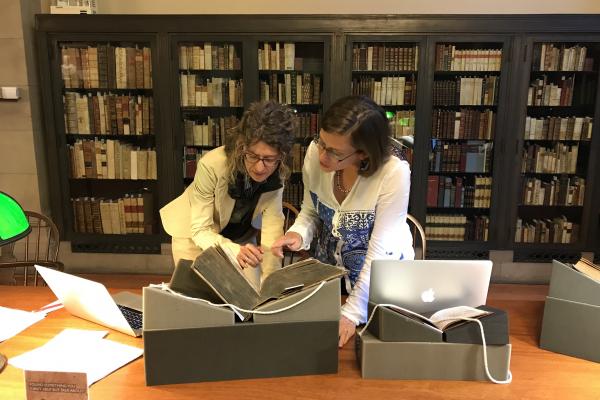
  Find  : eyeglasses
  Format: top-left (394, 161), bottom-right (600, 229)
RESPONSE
top-left (312, 137), bottom-right (357, 163)
top-left (243, 151), bottom-right (281, 168)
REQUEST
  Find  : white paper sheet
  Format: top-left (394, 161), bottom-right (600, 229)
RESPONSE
top-left (0, 306), bottom-right (46, 342)
top-left (9, 328), bottom-right (143, 386)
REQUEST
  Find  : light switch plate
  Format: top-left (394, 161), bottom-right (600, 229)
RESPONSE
top-left (0, 87), bottom-right (20, 100)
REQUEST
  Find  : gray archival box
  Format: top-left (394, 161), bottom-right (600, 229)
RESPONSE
top-left (359, 259), bottom-right (511, 381)
top-left (357, 331), bottom-right (511, 380)
top-left (143, 259), bottom-right (342, 385)
top-left (540, 260), bottom-right (600, 363)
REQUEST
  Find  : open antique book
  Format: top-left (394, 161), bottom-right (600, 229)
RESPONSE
top-left (571, 257), bottom-right (600, 283)
top-left (386, 304), bottom-right (492, 332)
top-left (185, 245), bottom-right (346, 320)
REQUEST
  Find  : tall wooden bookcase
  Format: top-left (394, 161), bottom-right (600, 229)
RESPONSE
top-left (419, 35), bottom-right (514, 259)
top-left (36, 15), bottom-right (600, 262)
top-left (256, 37), bottom-right (329, 210)
top-left (171, 35), bottom-right (248, 194)
top-left (170, 35), bottom-right (331, 210)
top-left (37, 32), bottom-right (165, 254)
top-left (344, 35), bottom-right (427, 216)
top-left (507, 35), bottom-right (600, 263)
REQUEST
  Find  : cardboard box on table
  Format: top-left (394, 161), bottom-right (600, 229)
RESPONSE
top-left (357, 331), bottom-right (511, 380)
top-left (540, 260), bottom-right (600, 363)
top-left (366, 302), bottom-right (509, 345)
top-left (359, 302), bottom-right (511, 380)
top-left (142, 278), bottom-right (341, 385)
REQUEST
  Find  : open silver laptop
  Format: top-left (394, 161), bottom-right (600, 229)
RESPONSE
top-left (369, 260), bottom-right (493, 315)
top-left (35, 265), bottom-right (143, 337)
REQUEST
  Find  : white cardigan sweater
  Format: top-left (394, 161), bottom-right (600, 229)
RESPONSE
top-left (288, 142), bottom-right (415, 324)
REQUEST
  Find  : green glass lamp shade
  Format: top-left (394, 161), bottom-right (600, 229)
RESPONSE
top-left (0, 191), bottom-right (30, 246)
top-left (0, 192), bottom-right (29, 373)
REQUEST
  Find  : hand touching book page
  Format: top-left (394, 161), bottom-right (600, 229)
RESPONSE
top-left (182, 245), bottom-right (346, 320)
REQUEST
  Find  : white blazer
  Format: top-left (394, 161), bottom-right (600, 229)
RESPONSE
top-left (160, 146), bottom-right (284, 278)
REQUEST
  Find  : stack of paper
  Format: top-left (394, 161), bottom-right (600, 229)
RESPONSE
top-left (0, 306), bottom-right (46, 342)
top-left (9, 329), bottom-right (143, 386)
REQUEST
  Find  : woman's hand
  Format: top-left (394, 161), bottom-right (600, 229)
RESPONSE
top-left (237, 244), bottom-right (264, 268)
top-left (270, 232), bottom-right (303, 257)
top-left (338, 315), bottom-right (357, 348)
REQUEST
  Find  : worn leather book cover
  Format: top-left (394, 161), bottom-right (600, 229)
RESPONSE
top-left (179, 245), bottom-right (345, 321)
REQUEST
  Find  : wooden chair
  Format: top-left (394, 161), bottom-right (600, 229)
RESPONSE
top-left (0, 211), bottom-right (64, 286)
top-left (282, 202), bottom-right (299, 232)
top-left (390, 138), bottom-right (426, 259)
top-left (281, 202), bottom-right (305, 267)
top-left (406, 213), bottom-right (426, 260)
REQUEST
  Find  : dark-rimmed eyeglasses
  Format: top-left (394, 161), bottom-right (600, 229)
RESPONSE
top-left (312, 137), bottom-right (357, 163)
top-left (243, 151), bottom-right (281, 168)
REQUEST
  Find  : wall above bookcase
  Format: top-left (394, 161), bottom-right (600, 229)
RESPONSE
top-left (36, 14), bottom-right (600, 260)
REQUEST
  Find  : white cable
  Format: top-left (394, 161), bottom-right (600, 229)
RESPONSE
top-left (359, 303), bottom-right (512, 384)
top-left (148, 281), bottom-right (327, 315)
top-left (461, 316), bottom-right (513, 384)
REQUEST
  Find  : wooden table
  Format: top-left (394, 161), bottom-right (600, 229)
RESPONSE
top-left (1, 279), bottom-right (600, 400)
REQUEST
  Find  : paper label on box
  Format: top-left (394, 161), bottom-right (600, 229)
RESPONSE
top-left (25, 371), bottom-right (88, 400)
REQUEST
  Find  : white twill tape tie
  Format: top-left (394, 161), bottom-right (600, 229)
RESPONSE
top-left (148, 281), bottom-right (327, 315)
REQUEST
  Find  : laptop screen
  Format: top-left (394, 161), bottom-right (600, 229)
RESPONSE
top-left (369, 260), bottom-right (492, 314)
top-left (34, 265), bottom-right (140, 336)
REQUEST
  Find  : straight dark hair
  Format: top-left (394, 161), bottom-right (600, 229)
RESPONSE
top-left (321, 95), bottom-right (391, 177)
top-left (224, 100), bottom-right (296, 183)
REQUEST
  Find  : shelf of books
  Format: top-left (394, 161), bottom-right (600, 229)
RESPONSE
top-left (258, 40), bottom-right (324, 210)
top-left (426, 42), bottom-right (506, 259)
top-left (58, 40), bottom-right (161, 254)
top-left (178, 41), bottom-right (244, 190)
top-left (513, 41), bottom-right (600, 263)
top-left (350, 41), bottom-right (419, 166)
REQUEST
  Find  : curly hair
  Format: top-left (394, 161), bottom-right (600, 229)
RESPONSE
top-left (321, 95), bottom-right (391, 177)
top-left (224, 100), bottom-right (296, 183)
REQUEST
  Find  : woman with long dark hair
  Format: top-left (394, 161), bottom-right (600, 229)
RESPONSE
top-left (272, 95), bottom-right (415, 346)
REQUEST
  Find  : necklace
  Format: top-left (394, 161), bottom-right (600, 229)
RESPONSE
top-left (335, 170), bottom-right (351, 194)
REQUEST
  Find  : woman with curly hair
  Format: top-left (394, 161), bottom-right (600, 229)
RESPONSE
top-left (272, 95), bottom-right (415, 347)
top-left (161, 100), bottom-right (296, 287)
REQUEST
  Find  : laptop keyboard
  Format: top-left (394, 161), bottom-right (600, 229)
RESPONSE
top-left (117, 305), bottom-right (143, 330)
